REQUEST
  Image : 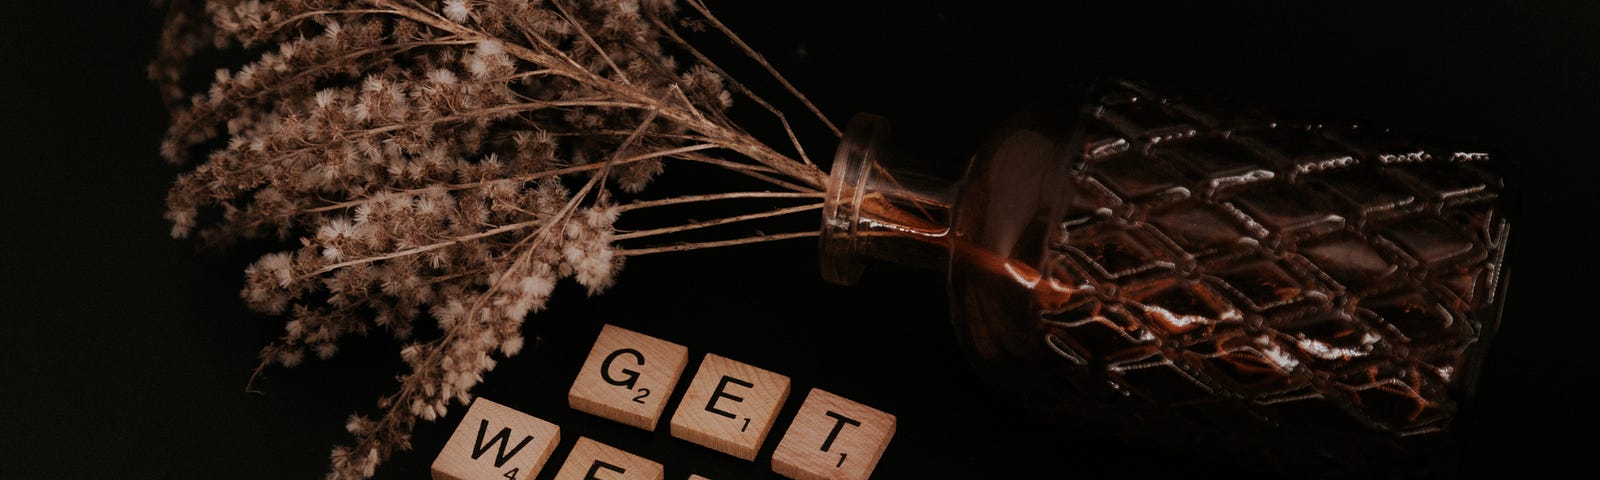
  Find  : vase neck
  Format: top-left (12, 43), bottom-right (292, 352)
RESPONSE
top-left (819, 114), bottom-right (959, 285)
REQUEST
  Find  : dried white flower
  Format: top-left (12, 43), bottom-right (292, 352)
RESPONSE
top-left (155, 1), bottom-right (835, 478)
top-left (443, 1), bottom-right (472, 24)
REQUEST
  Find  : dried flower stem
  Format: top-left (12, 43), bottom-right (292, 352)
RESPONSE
top-left (619, 231), bottom-right (822, 256)
top-left (652, 16), bottom-right (814, 167)
top-left (613, 203), bottom-right (822, 240)
top-left (305, 143), bottom-right (720, 214)
top-left (681, 0), bottom-right (842, 138)
top-left (676, 152), bottom-right (814, 192)
top-left (301, 216), bottom-right (543, 280)
top-left (616, 191), bottom-right (824, 212)
top-left (155, 1), bottom-right (841, 478)
top-left (370, 0), bottom-right (825, 186)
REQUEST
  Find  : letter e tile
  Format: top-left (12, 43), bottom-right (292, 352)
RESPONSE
top-left (551, 437), bottom-right (664, 480)
top-left (568, 324), bottom-right (690, 431)
top-left (669, 353), bottom-right (791, 461)
top-left (771, 389), bottom-right (895, 480)
top-left (432, 397), bottom-right (560, 480)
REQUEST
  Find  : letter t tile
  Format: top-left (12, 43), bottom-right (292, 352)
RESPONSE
top-left (771, 389), bottom-right (895, 480)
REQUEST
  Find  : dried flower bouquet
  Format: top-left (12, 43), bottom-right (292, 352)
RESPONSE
top-left (152, 1), bottom-right (835, 477)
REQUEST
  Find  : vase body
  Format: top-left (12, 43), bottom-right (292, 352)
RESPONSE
top-left (821, 79), bottom-right (1512, 477)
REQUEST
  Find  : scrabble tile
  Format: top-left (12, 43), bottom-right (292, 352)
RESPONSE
top-left (569, 324), bottom-right (690, 431)
top-left (551, 436), bottom-right (664, 480)
top-left (669, 353), bottom-right (791, 461)
top-left (771, 389), bottom-right (895, 480)
top-left (688, 476), bottom-right (713, 480)
top-left (432, 397), bottom-right (561, 480)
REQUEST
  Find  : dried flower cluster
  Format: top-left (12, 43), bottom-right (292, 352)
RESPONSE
top-left (152, 1), bottom-right (834, 477)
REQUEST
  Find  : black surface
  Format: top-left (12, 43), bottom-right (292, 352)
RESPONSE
top-left (4, 1), bottom-right (1597, 479)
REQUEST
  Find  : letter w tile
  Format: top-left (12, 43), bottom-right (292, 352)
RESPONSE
top-left (472, 419), bottom-right (533, 468)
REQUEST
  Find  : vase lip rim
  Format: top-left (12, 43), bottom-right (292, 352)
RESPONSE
top-left (818, 113), bottom-right (893, 286)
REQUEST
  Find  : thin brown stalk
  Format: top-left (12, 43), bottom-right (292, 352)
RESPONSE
top-left (683, 0), bottom-right (842, 138)
top-left (167, 37), bottom-right (476, 154)
top-left (677, 152), bottom-right (813, 192)
top-left (546, 129), bottom-right (710, 142)
top-left (459, 87), bottom-right (670, 323)
top-left (548, 0), bottom-right (631, 85)
top-left (653, 15), bottom-right (815, 167)
top-left (613, 203), bottom-right (822, 240)
top-left (304, 144), bottom-right (721, 214)
top-left (268, 8), bottom-right (407, 34)
top-left (619, 231), bottom-right (820, 256)
top-left (366, 0), bottom-right (827, 189)
top-left (299, 217), bottom-right (546, 280)
top-left (209, 96), bottom-right (646, 181)
top-left (616, 191), bottom-right (824, 213)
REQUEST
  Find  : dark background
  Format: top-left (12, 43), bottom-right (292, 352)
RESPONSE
top-left (4, 1), bottom-right (1597, 479)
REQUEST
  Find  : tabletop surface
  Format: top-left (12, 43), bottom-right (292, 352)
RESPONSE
top-left (4, 1), bottom-right (1597, 479)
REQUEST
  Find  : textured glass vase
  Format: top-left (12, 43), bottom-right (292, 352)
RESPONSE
top-left (819, 79), bottom-right (1512, 477)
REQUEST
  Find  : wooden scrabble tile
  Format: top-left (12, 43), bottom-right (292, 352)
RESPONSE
top-left (551, 436), bottom-right (664, 480)
top-left (771, 389), bottom-right (895, 480)
top-left (669, 353), bottom-right (791, 461)
top-left (688, 475), bottom-right (713, 480)
top-left (432, 397), bottom-right (561, 480)
top-left (568, 324), bottom-right (690, 431)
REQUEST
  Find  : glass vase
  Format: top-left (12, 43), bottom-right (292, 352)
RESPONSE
top-left (819, 79), bottom-right (1512, 478)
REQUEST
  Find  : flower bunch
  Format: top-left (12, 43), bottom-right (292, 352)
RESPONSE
top-left (152, 0), bottom-right (834, 477)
